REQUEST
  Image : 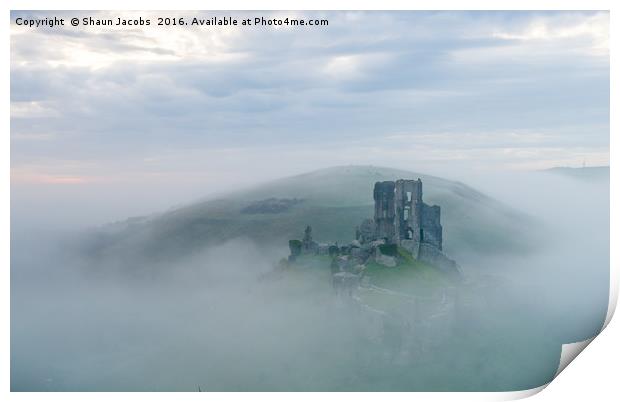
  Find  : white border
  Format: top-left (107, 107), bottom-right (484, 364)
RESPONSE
top-left (2, 1), bottom-right (616, 401)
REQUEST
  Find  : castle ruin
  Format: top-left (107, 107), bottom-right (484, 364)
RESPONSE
top-left (369, 179), bottom-right (443, 258)
top-left (289, 178), bottom-right (459, 275)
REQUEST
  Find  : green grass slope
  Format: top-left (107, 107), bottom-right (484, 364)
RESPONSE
top-left (84, 166), bottom-right (537, 263)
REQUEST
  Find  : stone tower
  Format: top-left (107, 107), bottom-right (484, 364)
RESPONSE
top-left (360, 178), bottom-right (458, 273)
top-left (372, 179), bottom-right (443, 251)
top-left (373, 181), bottom-right (396, 243)
top-left (394, 179), bottom-right (423, 244)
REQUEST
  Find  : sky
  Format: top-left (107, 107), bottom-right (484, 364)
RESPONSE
top-left (10, 10), bottom-right (610, 225)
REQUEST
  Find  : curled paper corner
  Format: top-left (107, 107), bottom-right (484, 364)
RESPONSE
top-left (524, 285), bottom-right (618, 398)
top-left (497, 384), bottom-right (548, 401)
top-left (554, 337), bottom-right (595, 378)
top-left (550, 286), bottom-right (618, 380)
top-left (496, 338), bottom-right (597, 401)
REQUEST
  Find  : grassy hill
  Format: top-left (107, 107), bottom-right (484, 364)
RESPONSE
top-left (82, 166), bottom-right (537, 264)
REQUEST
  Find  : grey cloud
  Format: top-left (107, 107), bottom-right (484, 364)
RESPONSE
top-left (10, 11), bottom-right (609, 175)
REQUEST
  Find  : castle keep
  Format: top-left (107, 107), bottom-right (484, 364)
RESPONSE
top-left (371, 179), bottom-right (443, 256)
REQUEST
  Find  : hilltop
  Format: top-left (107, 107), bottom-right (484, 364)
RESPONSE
top-left (82, 166), bottom-right (537, 264)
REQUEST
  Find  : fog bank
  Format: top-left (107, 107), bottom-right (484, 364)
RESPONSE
top-left (11, 169), bottom-right (609, 391)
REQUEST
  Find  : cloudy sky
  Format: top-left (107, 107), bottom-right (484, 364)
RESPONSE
top-left (10, 11), bottom-right (609, 224)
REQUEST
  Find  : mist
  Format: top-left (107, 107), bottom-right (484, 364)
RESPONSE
top-left (461, 172), bottom-right (608, 390)
top-left (10, 166), bottom-right (609, 391)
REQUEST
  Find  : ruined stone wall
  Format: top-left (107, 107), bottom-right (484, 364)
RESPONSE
top-left (418, 243), bottom-right (458, 274)
top-left (357, 218), bottom-right (376, 243)
top-left (372, 178), bottom-right (443, 252)
top-left (394, 179), bottom-right (423, 244)
top-left (420, 203), bottom-right (442, 250)
top-left (373, 181), bottom-right (396, 242)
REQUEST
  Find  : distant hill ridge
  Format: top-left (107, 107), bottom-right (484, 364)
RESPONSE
top-left (543, 166), bottom-right (609, 181)
top-left (83, 166), bottom-right (538, 265)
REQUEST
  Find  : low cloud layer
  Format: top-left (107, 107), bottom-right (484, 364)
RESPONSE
top-left (10, 171), bottom-right (609, 391)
